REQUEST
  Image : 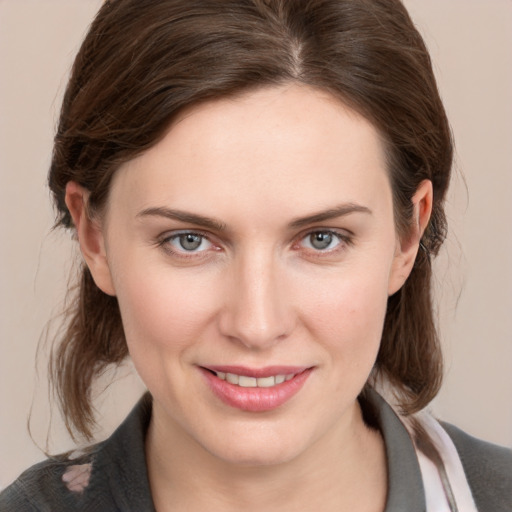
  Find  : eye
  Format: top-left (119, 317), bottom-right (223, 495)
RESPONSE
top-left (299, 230), bottom-right (345, 251)
top-left (165, 232), bottom-right (213, 253)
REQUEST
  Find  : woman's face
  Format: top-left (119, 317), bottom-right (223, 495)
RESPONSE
top-left (85, 85), bottom-right (419, 465)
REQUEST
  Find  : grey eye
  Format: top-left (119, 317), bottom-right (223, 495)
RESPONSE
top-left (178, 233), bottom-right (203, 251)
top-left (308, 232), bottom-right (335, 250)
top-left (163, 231), bottom-right (213, 256)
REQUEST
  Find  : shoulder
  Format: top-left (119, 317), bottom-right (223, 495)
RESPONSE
top-left (442, 422), bottom-right (512, 512)
top-left (0, 394), bottom-right (154, 512)
top-left (0, 452), bottom-right (98, 512)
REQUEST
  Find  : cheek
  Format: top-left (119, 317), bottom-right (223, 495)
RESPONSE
top-left (299, 265), bottom-right (390, 361)
top-left (304, 277), bottom-right (388, 402)
top-left (111, 264), bottom-right (224, 399)
top-left (112, 261), bottom-right (219, 355)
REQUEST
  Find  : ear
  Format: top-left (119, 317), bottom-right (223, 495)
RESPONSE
top-left (388, 179), bottom-right (433, 295)
top-left (65, 181), bottom-right (116, 296)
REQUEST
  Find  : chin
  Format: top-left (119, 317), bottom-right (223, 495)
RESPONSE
top-left (212, 444), bottom-right (301, 468)
top-left (199, 423), bottom-right (312, 468)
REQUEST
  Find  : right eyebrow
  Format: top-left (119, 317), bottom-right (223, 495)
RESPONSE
top-left (136, 207), bottom-right (227, 232)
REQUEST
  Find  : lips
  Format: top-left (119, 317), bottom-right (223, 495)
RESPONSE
top-left (199, 365), bottom-right (313, 412)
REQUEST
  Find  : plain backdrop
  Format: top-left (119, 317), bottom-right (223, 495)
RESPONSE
top-left (1, 0), bottom-right (511, 489)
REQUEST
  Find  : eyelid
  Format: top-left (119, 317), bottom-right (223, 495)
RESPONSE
top-left (293, 227), bottom-right (354, 253)
top-left (156, 227), bottom-right (353, 260)
top-left (157, 229), bottom-right (220, 257)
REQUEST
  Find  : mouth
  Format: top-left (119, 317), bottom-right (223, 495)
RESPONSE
top-left (199, 365), bottom-right (313, 412)
top-left (213, 371), bottom-right (295, 388)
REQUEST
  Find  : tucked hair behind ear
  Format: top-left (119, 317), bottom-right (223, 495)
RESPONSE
top-left (49, 0), bottom-right (452, 439)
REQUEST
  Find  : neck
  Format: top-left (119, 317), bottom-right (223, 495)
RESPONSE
top-left (146, 401), bottom-right (387, 512)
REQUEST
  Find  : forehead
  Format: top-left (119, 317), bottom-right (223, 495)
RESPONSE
top-left (109, 84), bottom-right (391, 222)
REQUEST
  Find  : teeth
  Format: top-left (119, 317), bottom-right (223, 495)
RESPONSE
top-left (238, 376), bottom-right (257, 387)
top-left (257, 376), bottom-right (276, 387)
top-left (226, 373), bottom-right (239, 385)
top-left (215, 371), bottom-right (296, 388)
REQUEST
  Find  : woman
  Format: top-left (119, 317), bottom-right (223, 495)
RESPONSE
top-left (1, 0), bottom-right (510, 511)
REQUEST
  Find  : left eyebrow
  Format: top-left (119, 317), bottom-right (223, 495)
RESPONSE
top-left (288, 203), bottom-right (372, 229)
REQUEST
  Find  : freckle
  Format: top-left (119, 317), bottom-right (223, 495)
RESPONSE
top-left (62, 462), bottom-right (92, 493)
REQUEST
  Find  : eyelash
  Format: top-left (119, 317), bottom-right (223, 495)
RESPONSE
top-left (157, 229), bottom-right (353, 260)
top-left (157, 230), bottom-right (217, 260)
top-left (295, 229), bottom-right (353, 255)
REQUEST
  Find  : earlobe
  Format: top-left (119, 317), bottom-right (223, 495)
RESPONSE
top-left (388, 179), bottom-right (433, 295)
top-left (64, 182), bottom-right (116, 296)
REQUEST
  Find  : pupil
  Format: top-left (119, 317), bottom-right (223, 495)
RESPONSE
top-left (180, 234), bottom-right (202, 250)
top-left (311, 232), bottom-right (332, 250)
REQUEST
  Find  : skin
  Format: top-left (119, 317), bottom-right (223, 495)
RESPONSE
top-left (66, 84), bottom-right (432, 512)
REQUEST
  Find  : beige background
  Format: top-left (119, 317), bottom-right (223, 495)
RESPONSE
top-left (1, 0), bottom-right (511, 489)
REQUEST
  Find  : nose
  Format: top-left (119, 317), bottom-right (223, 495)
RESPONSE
top-left (218, 250), bottom-right (294, 350)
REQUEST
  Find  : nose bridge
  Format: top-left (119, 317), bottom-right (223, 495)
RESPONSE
top-left (220, 244), bottom-right (291, 349)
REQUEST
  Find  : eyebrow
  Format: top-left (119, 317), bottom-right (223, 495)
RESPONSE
top-left (288, 203), bottom-right (372, 229)
top-left (137, 207), bottom-right (227, 231)
top-left (137, 202), bottom-right (371, 232)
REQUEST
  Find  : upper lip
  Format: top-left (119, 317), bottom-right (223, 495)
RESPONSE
top-left (201, 365), bottom-right (311, 378)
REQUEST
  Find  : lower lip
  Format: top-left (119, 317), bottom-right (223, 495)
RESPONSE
top-left (200, 368), bottom-right (313, 412)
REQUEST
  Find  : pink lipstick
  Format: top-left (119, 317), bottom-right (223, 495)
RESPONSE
top-left (199, 365), bottom-right (313, 412)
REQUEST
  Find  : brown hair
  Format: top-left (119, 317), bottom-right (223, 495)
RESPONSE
top-left (49, 0), bottom-right (452, 440)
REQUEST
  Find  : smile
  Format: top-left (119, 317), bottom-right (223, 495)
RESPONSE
top-left (213, 371), bottom-right (296, 388)
top-left (200, 366), bottom-right (313, 412)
